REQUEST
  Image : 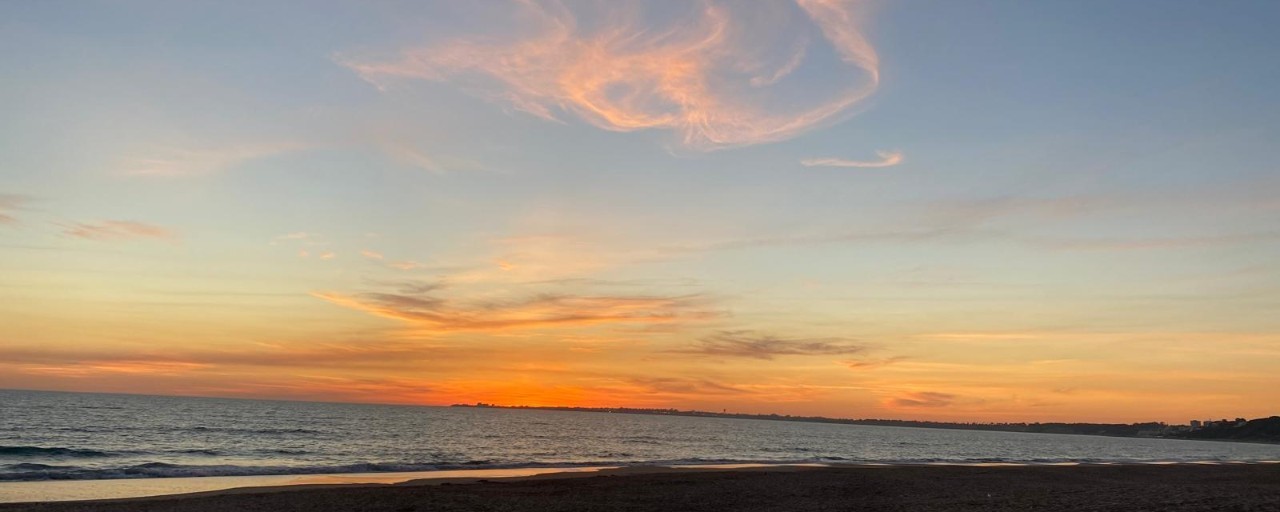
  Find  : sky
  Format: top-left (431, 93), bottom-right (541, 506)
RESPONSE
top-left (2, 0), bottom-right (1278, 423)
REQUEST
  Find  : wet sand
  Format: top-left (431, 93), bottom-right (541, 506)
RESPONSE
top-left (3, 464), bottom-right (1279, 512)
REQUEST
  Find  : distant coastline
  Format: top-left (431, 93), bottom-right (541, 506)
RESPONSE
top-left (450, 403), bottom-right (1280, 444)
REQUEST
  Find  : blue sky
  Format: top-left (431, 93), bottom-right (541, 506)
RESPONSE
top-left (2, 0), bottom-right (1278, 421)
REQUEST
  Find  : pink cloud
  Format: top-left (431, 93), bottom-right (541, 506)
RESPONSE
top-left (801, 150), bottom-right (903, 168)
top-left (339, 0), bottom-right (879, 151)
top-left (63, 220), bottom-right (176, 241)
top-left (0, 194), bottom-right (31, 225)
top-left (123, 143), bottom-right (302, 177)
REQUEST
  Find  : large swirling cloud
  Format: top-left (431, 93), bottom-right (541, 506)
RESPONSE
top-left (340, 0), bottom-right (879, 150)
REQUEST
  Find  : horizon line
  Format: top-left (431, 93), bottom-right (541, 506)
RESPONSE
top-left (3, 387), bottom-right (1252, 426)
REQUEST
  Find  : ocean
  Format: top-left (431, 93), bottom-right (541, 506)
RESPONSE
top-left (3, 389), bottom-right (1279, 483)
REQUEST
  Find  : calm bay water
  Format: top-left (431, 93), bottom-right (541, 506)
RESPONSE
top-left (3, 389), bottom-right (1279, 482)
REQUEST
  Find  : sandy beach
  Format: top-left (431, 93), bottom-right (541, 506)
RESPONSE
top-left (3, 464), bottom-right (1278, 512)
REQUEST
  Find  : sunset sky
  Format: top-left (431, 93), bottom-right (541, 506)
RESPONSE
top-left (2, 0), bottom-right (1278, 423)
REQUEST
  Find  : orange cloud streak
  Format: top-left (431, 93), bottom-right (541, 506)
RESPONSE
top-left (313, 289), bottom-right (718, 332)
top-left (62, 220), bottom-right (176, 241)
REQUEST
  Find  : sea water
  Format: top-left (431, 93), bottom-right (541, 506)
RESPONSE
top-left (3, 389), bottom-right (1279, 483)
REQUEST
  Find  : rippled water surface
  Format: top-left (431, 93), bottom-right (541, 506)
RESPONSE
top-left (3, 389), bottom-right (1279, 481)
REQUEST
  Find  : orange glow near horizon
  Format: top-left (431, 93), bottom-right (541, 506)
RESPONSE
top-left (6, 326), bottom-right (1279, 423)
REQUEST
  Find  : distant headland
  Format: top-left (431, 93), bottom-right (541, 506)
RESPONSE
top-left (451, 403), bottom-right (1280, 444)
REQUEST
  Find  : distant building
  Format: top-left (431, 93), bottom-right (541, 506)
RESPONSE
top-left (1190, 420), bottom-right (1202, 429)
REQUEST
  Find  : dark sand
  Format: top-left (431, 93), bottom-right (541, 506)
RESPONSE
top-left (4, 464), bottom-right (1279, 512)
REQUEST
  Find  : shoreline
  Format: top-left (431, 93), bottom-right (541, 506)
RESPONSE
top-left (3, 460), bottom-right (1279, 505)
top-left (2, 464), bottom-right (1279, 511)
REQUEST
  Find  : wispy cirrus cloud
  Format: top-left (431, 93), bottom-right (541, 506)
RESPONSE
top-left (661, 194), bottom-right (1104, 255)
top-left (340, 0), bottom-right (879, 150)
top-left (801, 149), bottom-right (903, 168)
top-left (314, 281), bottom-right (720, 332)
top-left (431, 233), bottom-right (656, 284)
top-left (663, 192), bottom-right (1273, 258)
top-left (375, 140), bottom-right (490, 174)
top-left (376, 140), bottom-right (444, 173)
top-left (0, 341), bottom-right (442, 373)
top-left (664, 189), bottom-right (1280, 257)
top-left (1026, 231), bottom-right (1280, 251)
top-left (62, 220), bottom-right (176, 241)
top-left (842, 356), bottom-right (909, 370)
top-left (884, 391), bottom-right (956, 408)
top-left (274, 232), bottom-right (316, 242)
top-left (389, 260), bottom-right (423, 270)
top-left (0, 194), bottom-right (32, 225)
top-left (272, 231), bottom-right (330, 254)
top-left (624, 376), bottom-right (751, 396)
top-left (122, 142), bottom-right (302, 177)
top-left (678, 330), bottom-right (867, 360)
